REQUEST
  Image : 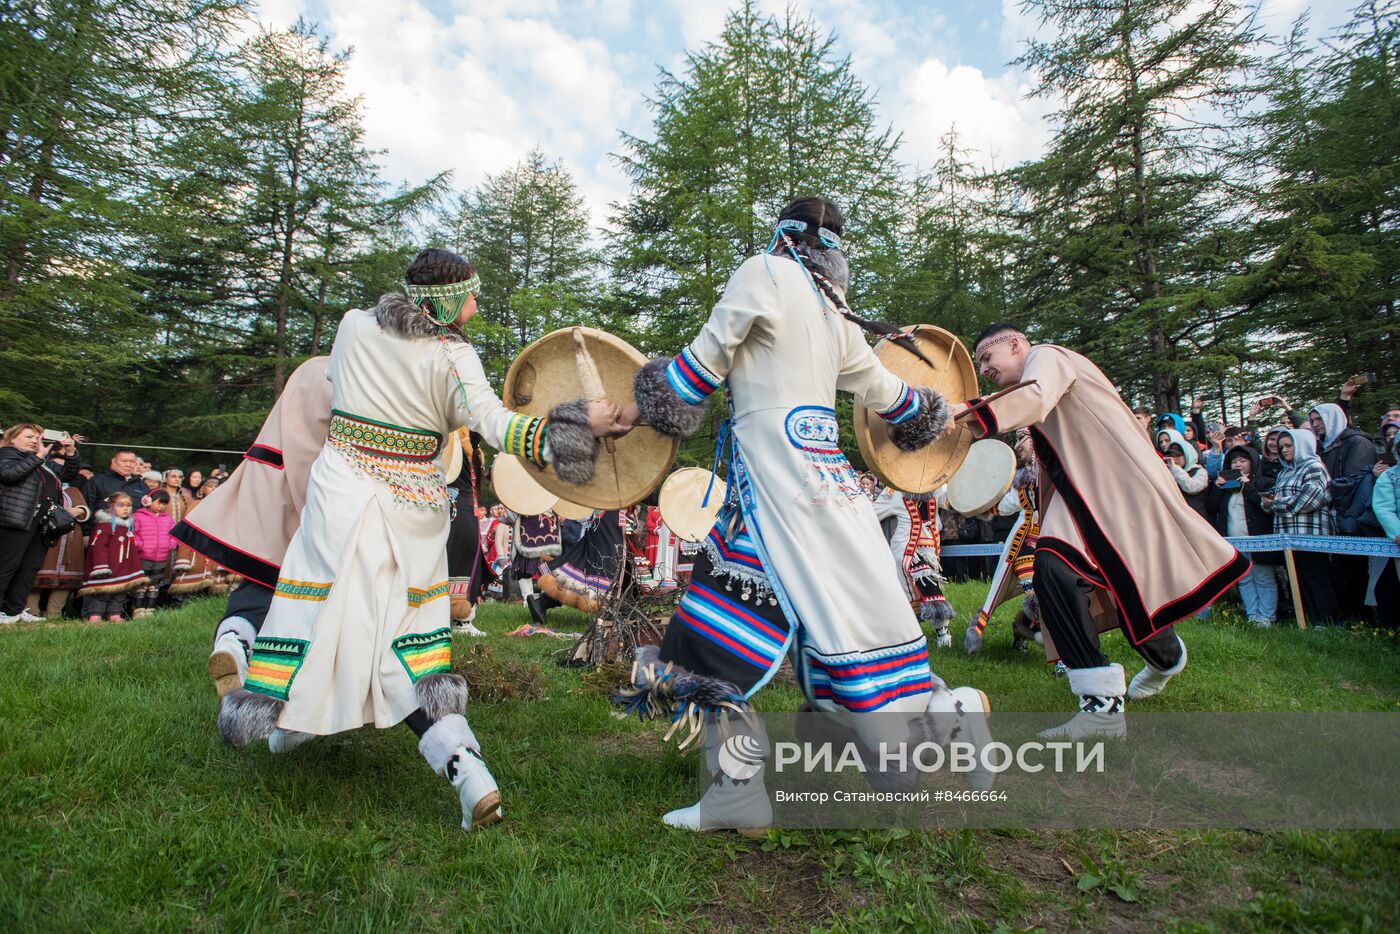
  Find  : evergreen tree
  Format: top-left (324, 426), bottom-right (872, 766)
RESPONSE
top-left (1244, 1), bottom-right (1397, 426)
top-left (1004, 0), bottom-right (1265, 413)
top-left (0, 0), bottom-right (245, 426)
top-left (440, 148), bottom-right (599, 382)
top-left (609, 1), bottom-right (908, 352)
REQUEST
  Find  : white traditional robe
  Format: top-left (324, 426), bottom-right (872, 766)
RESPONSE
top-left (247, 309), bottom-right (555, 735)
top-left (660, 254), bottom-right (944, 730)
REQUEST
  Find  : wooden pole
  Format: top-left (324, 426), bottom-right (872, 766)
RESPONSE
top-left (1283, 548), bottom-right (1307, 629)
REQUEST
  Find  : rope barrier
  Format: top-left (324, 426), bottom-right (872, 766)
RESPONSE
top-left (941, 535), bottom-right (1400, 558)
top-left (75, 442), bottom-right (245, 456)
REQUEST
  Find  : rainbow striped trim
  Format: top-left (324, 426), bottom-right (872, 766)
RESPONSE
top-left (675, 581), bottom-right (789, 672)
top-left (329, 410), bottom-right (442, 461)
top-left (274, 578), bottom-right (332, 602)
top-left (392, 628), bottom-right (452, 682)
top-left (407, 581), bottom-right (450, 607)
top-left (803, 638), bottom-right (934, 712)
top-left (245, 636), bottom-right (308, 701)
top-left (665, 346), bottom-right (722, 405)
top-left (878, 383), bottom-right (922, 425)
top-left (502, 413), bottom-right (548, 466)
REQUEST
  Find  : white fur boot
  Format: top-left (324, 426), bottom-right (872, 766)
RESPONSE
top-left (927, 685), bottom-right (995, 790)
top-left (419, 714), bottom-right (501, 830)
top-left (663, 713), bottom-right (772, 838)
top-left (267, 729), bottom-right (317, 754)
top-left (208, 617), bottom-right (255, 698)
top-left (1127, 637), bottom-right (1187, 700)
top-left (1039, 664), bottom-right (1127, 740)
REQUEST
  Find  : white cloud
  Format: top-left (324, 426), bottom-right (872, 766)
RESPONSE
top-left (895, 58), bottom-right (1053, 171)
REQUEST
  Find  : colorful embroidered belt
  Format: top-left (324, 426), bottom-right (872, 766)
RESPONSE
top-left (328, 410), bottom-right (442, 461)
top-left (327, 410), bottom-right (448, 510)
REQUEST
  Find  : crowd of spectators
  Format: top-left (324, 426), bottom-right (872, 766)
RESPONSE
top-left (0, 426), bottom-right (231, 624)
top-left (1134, 373), bottom-right (1396, 628)
top-left (4, 370), bottom-right (1395, 629)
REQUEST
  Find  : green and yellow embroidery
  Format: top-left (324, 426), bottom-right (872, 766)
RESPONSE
top-left (502, 413), bottom-right (549, 466)
top-left (407, 581), bottom-right (450, 608)
top-left (392, 628), bottom-right (453, 682)
top-left (328, 411), bottom-right (442, 461)
top-left (245, 636), bottom-right (309, 701)
top-left (327, 410), bottom-right (449, 511)
top-left (274, 578), bottom-right (332, 602)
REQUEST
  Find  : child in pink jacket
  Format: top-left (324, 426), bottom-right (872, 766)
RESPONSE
top-left (132, 490), bottom-right (176, 618)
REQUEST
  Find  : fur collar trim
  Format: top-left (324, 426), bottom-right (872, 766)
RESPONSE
top-left (373, 292), bottom-right (467, 343)
top-left (95, 509), bottom-right (131, 528)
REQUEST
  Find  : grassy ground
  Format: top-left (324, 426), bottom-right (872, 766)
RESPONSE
top-left (2, 582), bottom-right (1398, 932)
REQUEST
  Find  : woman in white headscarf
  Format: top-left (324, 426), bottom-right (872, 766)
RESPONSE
top-left (1264, 428), bottom-right (1338, 624)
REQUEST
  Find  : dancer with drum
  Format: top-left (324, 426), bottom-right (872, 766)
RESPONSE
top-left (613, 197), bottom-right (996, 835)
top-left (215, 248), bottom-right (625, 831)
top-left (953, 324), bottom-right (1250, 738)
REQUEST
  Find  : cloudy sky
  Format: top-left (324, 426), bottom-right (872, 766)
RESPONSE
top-left (253, 0), bottom-right (1356, 229)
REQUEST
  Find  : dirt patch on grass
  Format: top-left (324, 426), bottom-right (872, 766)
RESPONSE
top-left (692, 846), bottom-right (863, 932)
top-left (970, 831), bottom-right (1255, 933)
top-left (451, 643), bottom-right (547, 702)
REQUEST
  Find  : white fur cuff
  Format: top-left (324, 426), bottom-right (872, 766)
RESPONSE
top-left (1067, 663), bottom-right (1125, 698)
top-left (418, 713), bottom-right (479, 776)
top-left (215, 615), bottom-right (257, 648)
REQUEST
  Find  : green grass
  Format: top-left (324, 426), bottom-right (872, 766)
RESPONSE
top-left (2, 582), bottom-right (1398, 932)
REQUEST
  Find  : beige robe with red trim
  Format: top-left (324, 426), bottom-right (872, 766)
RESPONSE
top-left (172, 356), bottom-right (333, 588)
top-left (966, 345), bottom-right (1249, 644)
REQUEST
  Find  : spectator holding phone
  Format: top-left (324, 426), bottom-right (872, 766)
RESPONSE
top-left (1263, 429), bottom-right (1338, 625)
top-left (1209, 443), bottom-right (1278, 626)
top-left (0, 424), bottom-right (81, 624)
top-left (1158, 428), bottom-right (1211, 518)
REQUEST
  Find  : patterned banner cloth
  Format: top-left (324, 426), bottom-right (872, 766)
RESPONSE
top-left (941, 535), bottom-right (1400, 559)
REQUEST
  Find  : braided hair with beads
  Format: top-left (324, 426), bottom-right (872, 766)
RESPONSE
top-left (769, 197), bottom-right (932, 367)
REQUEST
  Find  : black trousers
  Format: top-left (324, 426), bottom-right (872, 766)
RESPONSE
top-left (1374, 561), bottom-right (1400, 629)
top-left (223, 579), bottom-right (274, 632)
top-left (0, 525), bottom-right (47, 615)
top-left (1291, 550), bottom-right (1339, 625)
top-left (1331, 554), bottom-right (1370, 621)
top-left (1034, 551), bottom-right (1183, 672)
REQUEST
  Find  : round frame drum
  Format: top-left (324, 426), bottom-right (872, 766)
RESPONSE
top-left (658, 467), bottom-right (727, 542)
top-left (503, 327), bottom-right (678, 509)
top-left (946, 439), bottom-right (1016, 517)
top-left (854, 325), bottom-right (978, 494)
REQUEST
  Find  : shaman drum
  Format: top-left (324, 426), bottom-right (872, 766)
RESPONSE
top-left (946, 439), bottom-right (1016, 517)
top-left (658, 467), bottom-right (727, 543)
top-left (552, 497), bottom-right (596, 521)
top-left (491, 454), bottom-right (559, 517)
top-left (442, 427), bottom-right (468, 485)
top-left (503, 326), bottom-right (678, 509)
top-left (853, 325), bottom-right (978, 494)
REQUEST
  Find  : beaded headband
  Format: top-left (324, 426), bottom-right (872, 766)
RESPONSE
top-left (772, 217), bottom-right (842, 250)
top-left (405, 275), bottom-right (480, 327)
top-left (974, 330), bottom-right (1026, 357)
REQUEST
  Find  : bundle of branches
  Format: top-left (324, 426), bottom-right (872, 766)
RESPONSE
top-left (562, 556), bottom-right (680, 668)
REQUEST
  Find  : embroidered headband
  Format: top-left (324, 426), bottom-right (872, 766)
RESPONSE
top-left (772, 217), bottom-right (841, 250)
top-left (974, 330), bottom-right (1027, 357)
top-left (405, 275), bottom-right (481, 327)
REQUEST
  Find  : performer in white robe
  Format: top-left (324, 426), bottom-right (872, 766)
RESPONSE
top-left (615, 198), bottom-right (994, 835)
top-left (216, 248), bottom-right (618, 830)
